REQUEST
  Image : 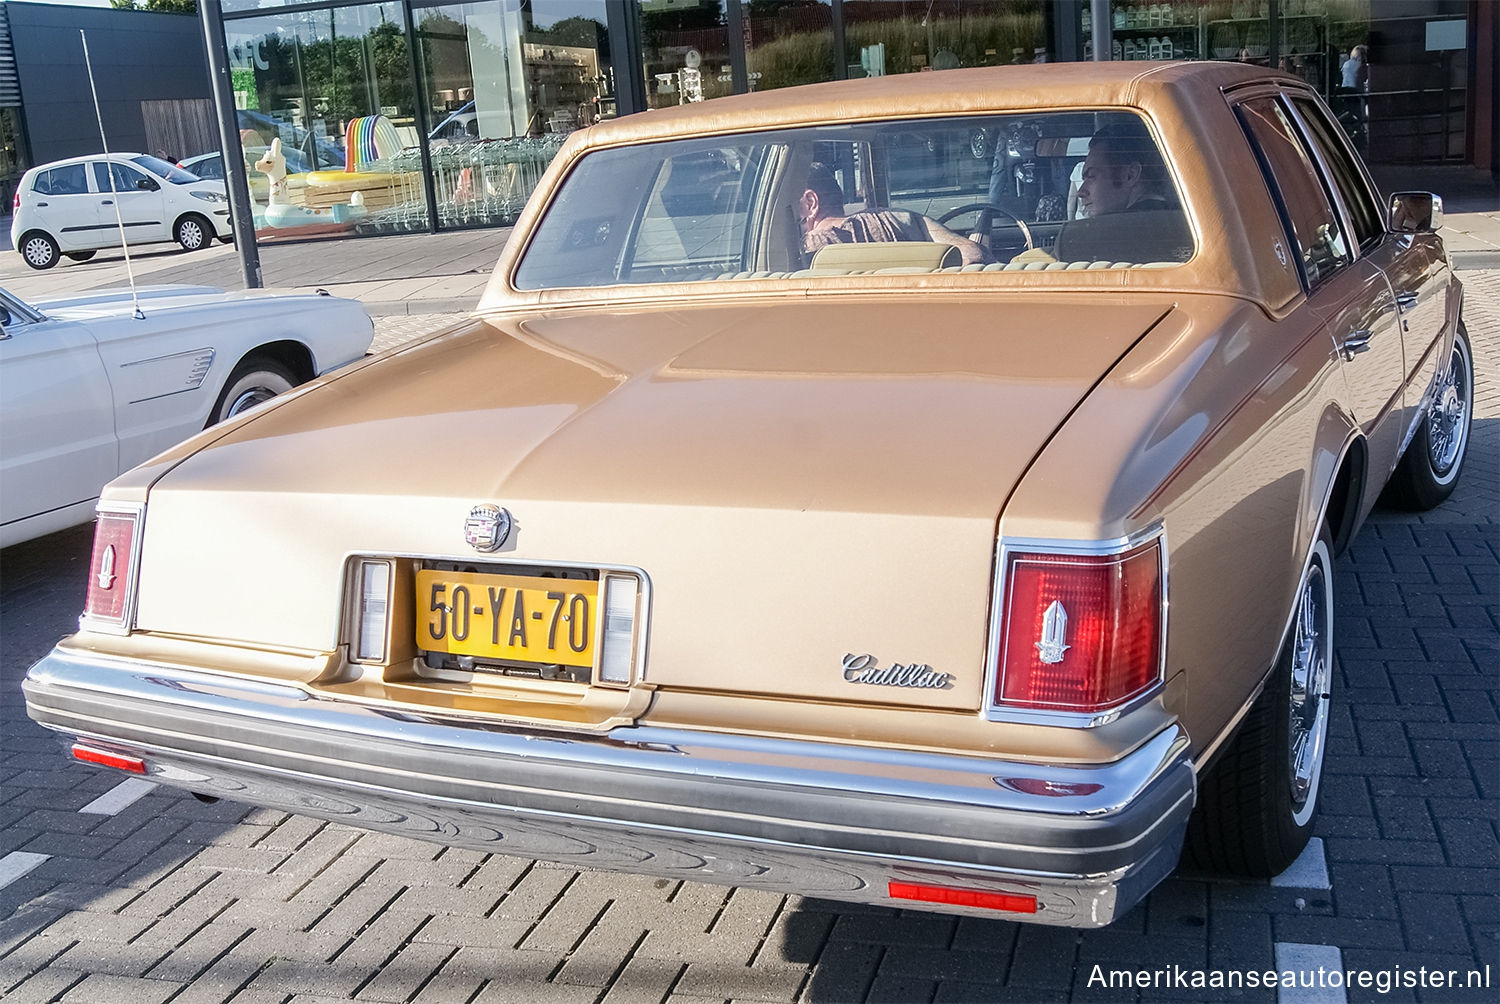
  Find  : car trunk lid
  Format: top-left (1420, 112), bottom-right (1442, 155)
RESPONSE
top-left (133, 297), bottom-right (1171, 718)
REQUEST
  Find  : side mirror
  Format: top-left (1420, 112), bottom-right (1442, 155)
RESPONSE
top-left (136, 177), bottom-right (159, 192)
top-left (1389, 191), bottom-right (1443, 233)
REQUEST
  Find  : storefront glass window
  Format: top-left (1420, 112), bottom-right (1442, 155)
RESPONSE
top-left (414, 1), bottom-right (612, 229)
top-left (842, 1), bottom-right (1047, 78)
top-left (639, 0), bottom-right (733, 109)
top-left (743, 1), bottom-right (835, 92)
top-left (227, 3), bottom-right (430, 239)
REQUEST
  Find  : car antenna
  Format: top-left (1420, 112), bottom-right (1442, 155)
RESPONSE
top-left (80, 29), bottom-right (145, 321)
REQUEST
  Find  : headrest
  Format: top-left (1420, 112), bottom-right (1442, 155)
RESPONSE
top-left (808, 241), bottom-right (961, 274)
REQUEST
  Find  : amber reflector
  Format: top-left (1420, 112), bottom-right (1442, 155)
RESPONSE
top-left (889, 882), bottom-right (1038, 914)
top-left (72, 744), bottom-right (146, 774)
top-left (997, 540), bottom-right (1162, 712)
top-left (83, 512), bottom-right (138, 625)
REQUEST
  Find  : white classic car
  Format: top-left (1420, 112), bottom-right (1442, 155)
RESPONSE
top-left (0, 284), bottom-right (374, 547)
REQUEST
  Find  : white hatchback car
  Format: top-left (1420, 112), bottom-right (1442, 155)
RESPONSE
top-left (11, 153), bottom-right (233, 270)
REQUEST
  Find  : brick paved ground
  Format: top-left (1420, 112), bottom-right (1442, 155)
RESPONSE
top-left (1, 279), bottom-right (1495, 1003)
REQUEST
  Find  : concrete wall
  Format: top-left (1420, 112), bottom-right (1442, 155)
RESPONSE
top-left (8, 3), bottom-right (209, 164)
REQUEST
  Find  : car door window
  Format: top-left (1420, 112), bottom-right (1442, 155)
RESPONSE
top-left (1290, 98), bottom-right (1384, 251)
top-left (1236, 96), bottom-right (1350, 288)
top-left (93, 162), bottom-right (154, 194)
top-left (35, 164), bottom-right (89, 196)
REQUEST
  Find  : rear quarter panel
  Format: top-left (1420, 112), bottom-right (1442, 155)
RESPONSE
top-left (1003, 293), bottom-right (1355, 762)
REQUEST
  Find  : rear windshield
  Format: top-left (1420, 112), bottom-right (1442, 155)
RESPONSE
top-left (514, 111), bottom-right (1192, 290)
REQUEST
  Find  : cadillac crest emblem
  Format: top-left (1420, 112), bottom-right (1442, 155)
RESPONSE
top-left (464, 504), bottom-right (512, 552)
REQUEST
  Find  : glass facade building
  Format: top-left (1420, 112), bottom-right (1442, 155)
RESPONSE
top-left (206, 0), bottom-right (1491, 243)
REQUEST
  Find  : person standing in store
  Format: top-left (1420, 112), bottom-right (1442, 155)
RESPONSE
top-left (1337, 44), bottom-right (1370, 148)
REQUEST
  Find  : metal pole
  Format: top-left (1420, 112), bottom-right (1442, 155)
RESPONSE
top-left (1090, 0), bottom-right (1112, 61)
top-left (401, 2), bottom-right (439, 234)
top-left (199, 0), bottom-right (262, 288)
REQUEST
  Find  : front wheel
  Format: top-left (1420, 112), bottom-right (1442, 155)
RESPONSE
top-left (1380, 321), bottom-right (1473, 510)
top-left (208, 358), bottom-right (296, 426)
top-left (175, 214), bottom-right (211, 251)
top-left (1185, 526), bottom-right (1334, 876)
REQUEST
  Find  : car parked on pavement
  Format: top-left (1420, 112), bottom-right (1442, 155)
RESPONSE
top-left (0, 283), bottom-right (373, 546)
top-left (11, 153), bottom-right (233, 270)
top-left (24, 62), bottom-right (1471, 927)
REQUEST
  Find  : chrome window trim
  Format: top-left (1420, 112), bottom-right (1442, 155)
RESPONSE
top-left (342, 551), bottom-right (653, 687)
top-left (1280, 95), bottom-right (1379, 269)
top-left (0, 288), bottom-right (45, 329)
top-left (1281, 93), bottom-right (1386, 254)
top-left (78, 501), bottom-right (147, 637)
top-left (982, 525), bottom-right (1169, 728)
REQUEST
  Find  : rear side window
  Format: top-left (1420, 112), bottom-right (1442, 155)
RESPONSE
top-left (1290, 97), bottom-right (1384, 250)
top-left (34, 165), bottom-right (89, 196)
top-left (1237, 96), bottom-right (1349, 288)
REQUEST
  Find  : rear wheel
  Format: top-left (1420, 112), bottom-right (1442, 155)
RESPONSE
top-left (175, 214), bottom-right (211, 251)
top-left (64, 250), bottom-right (97, 262)
top-left (18, 231), bottom-right (59, 270)
top-left (1380, 322), bottom-right (1472, 510)
top-left (1185, 526), bottom-right (1334, 876)
top-left (208, 357), bottom-right (296, 426)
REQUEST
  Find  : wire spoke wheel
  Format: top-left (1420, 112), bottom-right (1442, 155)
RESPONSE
top-left (1287, 560), bottom-right (1331, 823)
top-left (1426, 337), bottom-right (1471, 477)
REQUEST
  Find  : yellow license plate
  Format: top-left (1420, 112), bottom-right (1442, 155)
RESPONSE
top-left (415, 569), bottom-right (597, 668)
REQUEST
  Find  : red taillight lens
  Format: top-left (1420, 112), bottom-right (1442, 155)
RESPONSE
top-left (83, 510), bottom-right (139, 626)
top-left (11, 188), bottom-right (18, 211)
top-left (995, 539), bottom-right (1163, 713)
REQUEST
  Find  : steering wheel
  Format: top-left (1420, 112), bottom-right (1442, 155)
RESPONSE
top-left (937, 202), bottom-right (1035, 252)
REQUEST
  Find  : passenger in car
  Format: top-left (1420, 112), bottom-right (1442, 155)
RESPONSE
top-left (799, 162), bottom-right (991, 266)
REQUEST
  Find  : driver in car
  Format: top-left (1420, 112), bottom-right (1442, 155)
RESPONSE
top-left (799, 162), bottom-right (991, 266)
top-left (1075, 121), bottom-right (1175, 217)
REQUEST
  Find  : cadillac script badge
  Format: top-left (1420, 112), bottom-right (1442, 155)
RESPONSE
top-left (842, 653), bottom-right (952, 689)
top-left (464, 504), bottom-right (512, 552)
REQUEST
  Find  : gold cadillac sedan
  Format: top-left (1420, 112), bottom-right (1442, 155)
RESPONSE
top-left (24, 62), bottom-right (1472, 928)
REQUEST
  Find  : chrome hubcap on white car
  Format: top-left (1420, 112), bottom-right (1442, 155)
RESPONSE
top-left (23, 238), bottom-right (53, 267)
top-left (1427, 338), bottom-right (1471, 477)
top-left (1288, 552), bottom-right (1331, 823)
top-left (181, 221), bottom-right (204, 248)
top-left (225, 386), bottom-right (279, 418)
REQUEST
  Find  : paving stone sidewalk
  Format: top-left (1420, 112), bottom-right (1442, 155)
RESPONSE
top-left (1, 279), bottom-right (1496, 1003)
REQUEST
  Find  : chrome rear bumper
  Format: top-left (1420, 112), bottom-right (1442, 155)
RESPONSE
top-left (24, 645), bottom-right (1195, 927)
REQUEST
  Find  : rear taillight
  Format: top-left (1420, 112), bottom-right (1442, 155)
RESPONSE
top-left (82, 505), bottom-right (143, 633)
top-left (11, 188), bottom-right (18, 211)
top-left (991, 535), bottom-right (1164, 715)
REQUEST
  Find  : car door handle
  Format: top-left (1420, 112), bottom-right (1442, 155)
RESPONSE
top-left (1340, 329), bottom-right (1373, 361)
top-left (35, 201), bottom-right (47, 207)
top-left (100, 199), bottom-right (113, 205)
top-left (1395, 291), bottom-right (1419, 311)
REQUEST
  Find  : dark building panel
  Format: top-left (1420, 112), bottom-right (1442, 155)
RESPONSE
top-left (7, 3), bottom-right (209, 163)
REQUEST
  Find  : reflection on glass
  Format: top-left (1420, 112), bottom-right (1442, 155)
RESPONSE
top-left (842, 1), bottom-right (1046, 78)
top-left (227, 3), bottom-right (429, 238)
top-left (744, 1), bottom-right (835, 92)
top-left (639, 0), bottom-right (732, 109)
top-left (1084, 1), bottom-right (1206, 60)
